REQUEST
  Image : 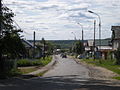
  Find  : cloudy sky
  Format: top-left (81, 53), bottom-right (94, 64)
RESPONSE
top-left (3, 0), bottom-right (120, 40)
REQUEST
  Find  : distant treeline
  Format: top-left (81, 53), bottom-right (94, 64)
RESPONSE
top-left (47, 40), bottom-right (76, 49)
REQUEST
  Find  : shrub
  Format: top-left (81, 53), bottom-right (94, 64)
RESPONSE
top-left (114, 48), bottom-right (120, 65)
top-left (17, 59), bottom-right (33, 67)
top-left (17, 56), bottom-right (52, 67)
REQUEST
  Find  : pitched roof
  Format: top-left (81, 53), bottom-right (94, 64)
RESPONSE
top-left (22, 39), bottom-right (36, 48)
top-left (111, 26), bottom-right (120, 39)
top-left (88, 38), bottom-right (111, 46)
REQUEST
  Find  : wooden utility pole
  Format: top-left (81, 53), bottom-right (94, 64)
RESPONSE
top-left (82, 29), bottom-right (83, 43)
top-left (0, 0), bottom-right (2, 35)
top-left (43, 38), bottom-right (45, 60)
top-left (33, 31), bottom-right (35, 58)
top-left (94, 20), bottom-right (96, 60)
top-left (0, 0), bottom-right (3, 74)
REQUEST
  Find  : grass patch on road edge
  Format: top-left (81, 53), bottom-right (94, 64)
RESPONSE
top-left (18, 56), bottom-right (52, 74)
top-left (17, 56), bottom-right (52, 67)
top-left (35, 71), bottom-right (48, 77)
top-left (18, 67), bottom-right (39, 74)
top-left (112, 76), bottom-right (120, 80)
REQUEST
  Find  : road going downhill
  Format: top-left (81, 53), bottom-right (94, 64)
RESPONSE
top-left (43, 55), bottom-right (89, 78)
top-left (1, 55), bottom-right (120, 90)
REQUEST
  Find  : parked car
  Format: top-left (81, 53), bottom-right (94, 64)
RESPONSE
top-left (61, 53), bottom-right (67, 58)
top-left (62, 54), bottom-right (67, 58)
top-left (77, 55), bottom-right (85, 59)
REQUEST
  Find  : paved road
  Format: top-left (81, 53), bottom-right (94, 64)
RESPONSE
top-left (43, 55), bottom-right (89, 78)
top-left (1, 55), bottom-right (120, 90)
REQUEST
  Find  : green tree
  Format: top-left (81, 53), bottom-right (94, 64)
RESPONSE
top-left (114, 48), bottom-right (120, 65)
top-left (0, 5), bottom-right (26, 77)
top-left (73, 40), bottom-right (84, 55)
top-left (41, 38), bottom-right (46, 59)
top-left (0, 6), bottom-right (26, 58)
top-left (46, 42), bottom-right (54, 55)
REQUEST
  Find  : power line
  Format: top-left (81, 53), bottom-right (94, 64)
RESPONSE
top-left (2, 1), bottom-right (32, 35)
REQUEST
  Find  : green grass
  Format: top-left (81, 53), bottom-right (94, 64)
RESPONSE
top-left (112, 76), bottom-right (120, 80)
top-left (18, 67), bottom-right (38, 74)
top-left (17, 56), bottom-right (52, 67)
top-left (35, 71), bottom-right (47, 76)
top-left (17, 56), bottom-right (52, 74)
top-left (82, 59), bottom-right (120, 80)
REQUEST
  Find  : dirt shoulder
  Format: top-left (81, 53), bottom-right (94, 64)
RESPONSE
top-left (70, 56), bottom-right (119, 80)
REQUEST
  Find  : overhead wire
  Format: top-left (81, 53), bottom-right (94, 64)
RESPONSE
top-left (2, 1), bottom-right (32, 35)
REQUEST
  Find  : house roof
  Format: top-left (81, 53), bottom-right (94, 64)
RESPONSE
top-left (97, 46), bottom-right (112, 50)
top-left (22, 39), bottom-right (36, 48)
top-left (88, 38), bottom-right (111, 46)
top-left (95, 39), bottom-right (111, 46)
top-left (111, 26), bottom-right (120, 39)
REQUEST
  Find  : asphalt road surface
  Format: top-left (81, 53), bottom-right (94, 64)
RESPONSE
top-left (0, 55), bottom-right (120, 90)
top-left (43, 55), bottom-right (89, 78)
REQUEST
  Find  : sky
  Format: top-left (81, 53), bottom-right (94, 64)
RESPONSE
top-left (3, 0), bottom-right (120, 40)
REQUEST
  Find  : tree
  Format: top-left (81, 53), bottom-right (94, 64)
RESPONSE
top-left (41, 38), bottom-right (46, 59)
top-left (114, 48), bottom-right (120, 65)
top-left (46, 42), bottom-right (54, 55)
top-left (0, 5), bottom-right (26, 77)
top-left (0, 6), bottom-right (26, 58)
top-left (73, 40), bottom-right (84, 55)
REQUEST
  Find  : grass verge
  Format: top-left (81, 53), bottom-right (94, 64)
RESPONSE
top-left (35, 71), bottom-right (48, 77)
top-left (18, 56), bottom-right (52, 74)
top-left (18, 67), bottom-right (39, 74)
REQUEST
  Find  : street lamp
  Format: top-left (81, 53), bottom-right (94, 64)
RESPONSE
top-left (88, 10), bottom-right (101, 51)
top-left (77, 23), bottom-right (84, 42)
top-left (71, 32), bottom-right (77, 40)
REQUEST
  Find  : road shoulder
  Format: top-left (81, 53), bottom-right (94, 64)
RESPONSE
top-left (69, 56), bottom-right (119, 80)
top-left (22, 55), bottom-right (57, 77)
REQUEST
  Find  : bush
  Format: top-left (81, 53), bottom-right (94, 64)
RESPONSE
top-left (17, 59), bottom-right (33, 67)
top-left (17, 57), bottom-right (52, 67)
top-left (114, 48), bottom-right (120, 65)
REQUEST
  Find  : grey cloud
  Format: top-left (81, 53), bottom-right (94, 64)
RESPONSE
top-left (69, 12), bottom-right (94, 19)
top-left (68, 7), bottom-right (87, 11)
top-left (39, 5), bottom-right (59, 10)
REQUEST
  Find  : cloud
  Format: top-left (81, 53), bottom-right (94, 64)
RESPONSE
top-left (3, 0), bottom-right (120, 40)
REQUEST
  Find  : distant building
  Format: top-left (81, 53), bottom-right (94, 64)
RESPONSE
top-left (22, 39), bottom-right (42, 58)
top-left (86, 39), bottom-right (112, 59)
top-left (111, 26), bottom-right (120, 50)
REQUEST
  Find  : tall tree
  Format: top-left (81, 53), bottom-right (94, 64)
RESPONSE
top-left (73, 40), bottom-right (84, 55)
top-left (0, 5), bottom-right (26, 75)
top-left (0, 6), bottom-right (26, 58)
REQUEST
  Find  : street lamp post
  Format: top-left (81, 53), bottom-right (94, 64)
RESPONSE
top-left (88, 10), bottom-right (101, 51)
top-left (77, 23), bottom-right (84, 42)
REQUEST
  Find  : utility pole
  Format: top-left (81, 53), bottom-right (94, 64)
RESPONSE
top-left (43, 38), bottom-right (45, 60)
top-left (77, 23), bottom-right (83, 42)
top-left (33, 31), bottom-right (35, 58)
top-left (0, 0), bottom-right (3, 74)
top-left (82, 29), bottom-right (83, 43)
top-left (42, 37), bottom-right (45, 60)
top-left (0, 0), bottom-right (2, 35)
top-left (93, 20), bottom-right (96, 60)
